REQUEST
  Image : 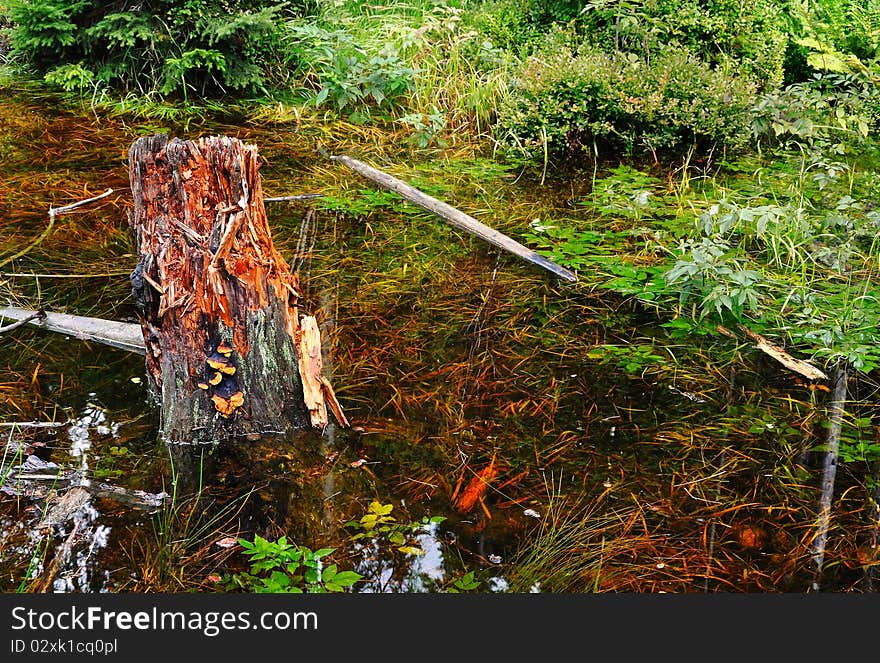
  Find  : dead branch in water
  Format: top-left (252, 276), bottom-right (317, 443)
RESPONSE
top-left (717, 324), bottom-right (828, 381)
top-left (810, 361), bottom-right (848, 591)
top-left (0, 188), bottom-right (114, 270)
top-left (0, 306), bottom-right (144, 354)
top-left (329, 154), bottom-right (578, 283)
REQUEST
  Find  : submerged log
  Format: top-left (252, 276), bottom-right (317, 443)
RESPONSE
top-left (127, 134), bottom-right (346, 445)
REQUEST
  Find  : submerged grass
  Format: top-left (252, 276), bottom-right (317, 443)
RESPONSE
top-left (119, 449), bottom-right (250, 592)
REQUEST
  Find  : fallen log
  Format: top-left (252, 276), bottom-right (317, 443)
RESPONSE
top-left (0, 305), bottom-right (145, 354)
top-left (127, 134), bottom-right (346, 444)
top-left (329, 154), bottom-right (578, 283)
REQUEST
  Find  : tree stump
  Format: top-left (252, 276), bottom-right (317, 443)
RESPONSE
top-left (127, 134), bottom-right (347, 445)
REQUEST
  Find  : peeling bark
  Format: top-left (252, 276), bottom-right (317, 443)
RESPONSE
top-left (127, 134), bottom-right (346, 444)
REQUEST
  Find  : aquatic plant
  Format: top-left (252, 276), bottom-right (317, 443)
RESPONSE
top-left (223, 535), bottom-right (363, 593)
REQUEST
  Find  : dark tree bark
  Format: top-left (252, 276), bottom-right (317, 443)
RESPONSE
top-left (127, 134), bottom-right (346, 445)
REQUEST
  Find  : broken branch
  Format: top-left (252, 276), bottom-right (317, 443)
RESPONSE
top-left (717, 324), bottom-right (829, 381)
top-left (0, 306), bottom-right (145, 355)
top-left (329, 154), bottom-right (578, 283)
top-left (0, 310), bottom-right (43, 334)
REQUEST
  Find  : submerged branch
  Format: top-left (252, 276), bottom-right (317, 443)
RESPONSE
top-left (718, 324), bottom-right (829, 381)
top-left (810, 361), bottom-right (848, 591)
top-left (329, 154), bottom-right (578, 283)
top-left (0, 188), bottom-right (114, 270)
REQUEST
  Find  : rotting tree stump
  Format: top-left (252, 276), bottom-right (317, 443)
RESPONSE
top-left (127, 134), bottom-right (347, 445)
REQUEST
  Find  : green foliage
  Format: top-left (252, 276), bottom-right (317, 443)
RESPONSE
top-left (523, 0), bottom-right (587, 26)
top-left (835, 417), bottom-right (880, 463)
top-left (282, 21), bottom-right (414, 117)
top-left (465, 0), bottom-right (540, 56)
top-left (577, 0), bottom-right (788, 90)
top-left (524, 120), bottom-right (880, 378)
top-left (783, 0), bottom-right (880, 82)
top-left (445, 570), bottom-right (481, 592)
top-left (524, 223), bottom-right (607, 273)
top-left (586, 343), bottom-right (667, 375)
top-left (585, 165), bottom-right (666, 221)
top-left (4, 0), bottom-right (87, 64)
top-left (664, 235), bottom-right (763, 321)
top-left (498, 41), bottom-right (757, 162)
top-left (43, 61), bottom-right (95, 92)
top-left (789, 287), bottom-right (880, 374)
top-left (4, 0), bottom-right (293, 97)
top-left (752, 72), bottom-right (880, 152)
top-left (398, 105), bottom-right (448, 148)
top-left (341, 500), bottom-right (482, 593)
top-left (224, 535), bottom-right (363, 593)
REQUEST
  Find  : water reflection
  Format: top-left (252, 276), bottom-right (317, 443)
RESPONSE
top-left (353, 520), bottom-right (447, 593)
top-left (0, 398), bottom-right (157, 592)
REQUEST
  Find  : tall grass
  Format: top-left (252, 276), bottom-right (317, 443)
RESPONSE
top-left (281, 0), bottom-right (515, 138)
top-left (121, 447), bottom-right (250, 591)
top-left (502, 476), bottom-right (646, 593)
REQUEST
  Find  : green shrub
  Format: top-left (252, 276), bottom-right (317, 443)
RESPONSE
top-left (521, 0), bottom-right (788, 91)
top-left (783, 0), bottom-right (880, 78)
top-left (3, 0), bottom-right (297, 97)
top-left (497, 41), bottom-right (757, 163)
top-left (281, 21), bottom-right (415, 117)
top-left (523, 0), bottom-right (587, 26)
top-left (465, 0), bottom-right (541, 57)
top-left (654, 0), bottom-right (787, 90)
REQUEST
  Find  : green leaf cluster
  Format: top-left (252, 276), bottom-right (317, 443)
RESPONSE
top-left (282, 22), bottom-right (414, 118)
top-left (224, 535), bottom-right (362, 593)
top-left (346, 500), bottom-right (446, 556)
top-left (498, 42), bottom-right (757, 162)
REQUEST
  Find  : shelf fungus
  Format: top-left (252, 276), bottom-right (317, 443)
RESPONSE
top-left (211, 380), bottom-right (245, 418)
top-left (127, 135), bottom-right (342, 443)
top-left (206, 351), bottom-right (236, 375)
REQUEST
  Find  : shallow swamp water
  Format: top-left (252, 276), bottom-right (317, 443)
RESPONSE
top-left (1, 85), bottom-right (879, 593)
